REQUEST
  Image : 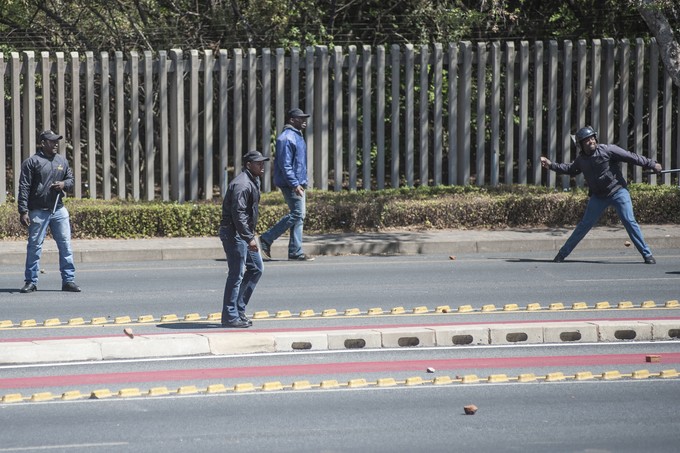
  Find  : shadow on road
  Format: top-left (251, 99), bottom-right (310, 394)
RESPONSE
top-left (157, 322), bottom-right (222, 330)
top-left (504, 258), bottom-right (640, 264)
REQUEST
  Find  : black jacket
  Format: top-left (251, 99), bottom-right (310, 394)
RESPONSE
top-left (18, 150), bottom-right (74, 214)
top-left (549, 144), bottom-right (658, 198)
top-left (220, 169), bottom-right (261, 242)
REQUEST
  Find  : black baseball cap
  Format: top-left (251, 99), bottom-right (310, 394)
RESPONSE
top-left (39, 130), bottom-right (63, 141)
top-left (288, 108), bottom-right (310, 118)
top-left (243, 150), bottom-right (270, 163)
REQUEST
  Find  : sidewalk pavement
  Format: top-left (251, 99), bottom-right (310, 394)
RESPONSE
top-left (2, 224), bottom-right (679, 265)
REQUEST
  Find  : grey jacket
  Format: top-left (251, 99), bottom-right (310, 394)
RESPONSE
top-left (549, 144), bottom-right (658, 198)
top-left (18, 150), bottom-right (74, 214)
top-left (220, 169), bottom-right (261, 242)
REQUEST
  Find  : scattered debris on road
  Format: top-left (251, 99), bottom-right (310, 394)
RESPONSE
top-left (463, 405), bottom-right (478, 415)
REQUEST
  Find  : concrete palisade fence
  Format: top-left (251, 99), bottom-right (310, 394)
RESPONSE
top-left (1, 39), bottom-right (679, 205)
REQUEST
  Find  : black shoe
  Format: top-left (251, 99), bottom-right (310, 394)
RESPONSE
top-left (239, 312), bottom-right (253, 326)
top-left (260, 239), bottom-right (272, 261)
top-left (552, 254), bottom-right (565, 263)
top-left (20, 283), bottom-right (37, 293)
top-left (644, 255), bottom-right (656, 264)
top-left (288, 254), bottom-right (314, 261)
top-left (62, 282), bottom-right (81, 292)
top-left (221, 319), bottom-right (251, 328)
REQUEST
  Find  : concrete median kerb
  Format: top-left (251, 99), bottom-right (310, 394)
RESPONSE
top-left (2, 319), bottom-right (679, 365)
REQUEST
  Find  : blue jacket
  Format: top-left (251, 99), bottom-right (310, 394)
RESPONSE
top-left (549, 144), bottom-right (658, 198)
top-left (273, 125), bottom-right (307, 188)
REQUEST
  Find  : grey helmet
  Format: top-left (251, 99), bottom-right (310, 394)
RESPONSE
top-left (575, 126), bottom-right (597, 143)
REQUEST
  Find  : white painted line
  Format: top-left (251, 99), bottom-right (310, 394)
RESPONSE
top-left (0, 443), bottom-right (129, 451)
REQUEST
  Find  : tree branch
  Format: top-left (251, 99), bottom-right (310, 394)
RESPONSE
top-left (638, 0), bottom-right (680, 87)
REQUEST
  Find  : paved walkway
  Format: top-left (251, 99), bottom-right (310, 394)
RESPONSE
top-left (2, 224), bottom-right (679, 265)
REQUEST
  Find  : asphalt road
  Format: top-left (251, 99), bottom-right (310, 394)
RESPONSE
top-left (3, 382), bottom-right (679, 452)
top-left (1, 343), bottom-right (679, 452)
top-left (2, 342), bottom-right (679, 394)
top-left (1, 249), bottom-right (679, 451)
top-left (1, 249), bottom-right (679, 334)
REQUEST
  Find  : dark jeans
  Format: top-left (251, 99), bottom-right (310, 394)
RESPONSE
top-left (220, 226), bottom-right (264, 323)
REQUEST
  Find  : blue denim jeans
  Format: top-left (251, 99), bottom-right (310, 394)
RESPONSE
top-left (260, 186), bottom-right (306, 257)
top-left (558, 188), bottom-right (652, 259)
top-left (220, 226), bottom-right (264, 323)
top-left (25, 207), bottom-right (76, 284)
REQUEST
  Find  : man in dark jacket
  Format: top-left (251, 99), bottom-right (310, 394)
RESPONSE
top-left (18, 130), bottom-right (80, 293)
top-left (219, 150), bottom-right (269, 328)
top-left (540, 126), bottom-right (662, 264)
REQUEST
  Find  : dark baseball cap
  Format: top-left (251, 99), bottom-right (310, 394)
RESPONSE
top-left (243, 150), bottom-right (270, 163)
top-left (39, 130), bottom-right (63, 141)
top-left (288, 108), bottom-right (310, 118)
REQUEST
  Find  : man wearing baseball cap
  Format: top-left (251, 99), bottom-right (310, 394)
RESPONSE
top-left (259, 107), bottom-right (314, 261)
top-left (219, 150), bottom-right (270, 328)
top-left (18, 130), bottom-right (81, 293)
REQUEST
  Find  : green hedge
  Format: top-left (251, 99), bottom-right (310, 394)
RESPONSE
top-left (1, 184), bottom-right (678, 240)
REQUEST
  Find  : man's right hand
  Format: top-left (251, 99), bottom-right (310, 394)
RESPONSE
top-left (540, 156), bottom-right (552, 168)
top-left (20, 213), bottom-right (30, 227)
top-left (295, 185), bottom-right (305, 196)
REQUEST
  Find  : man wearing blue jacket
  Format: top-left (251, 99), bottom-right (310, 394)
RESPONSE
top-left (540, 126), bottom-right (662, 264)
top-left (18, 130), bottom-right (80, 293)
top-left (260, 108), bottom-right (314, 261)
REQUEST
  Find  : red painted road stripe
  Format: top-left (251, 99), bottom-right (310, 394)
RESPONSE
top-left (2, 353), bottom-right (679, 389)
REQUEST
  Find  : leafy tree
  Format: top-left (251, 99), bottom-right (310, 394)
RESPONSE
top-left (480, 0), bottom-right (679, 86)
top-left (636, 0), bottom-right (680, 86)
top-left (0, 0), bottom-right (677, 84)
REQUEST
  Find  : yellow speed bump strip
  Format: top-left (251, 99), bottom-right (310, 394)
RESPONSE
top-left (61, 390), bottom-right (84, 401)
top-left (2, 299), bottom-right (678, 330)
top-left (206, 384), bottom-right (228, 394)
top-left (2, 369), bottom-right (678, 404)
top-left (148, 387), bottom-right (170, 396)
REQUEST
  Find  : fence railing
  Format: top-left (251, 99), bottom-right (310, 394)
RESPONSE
top-left (2, 39), bottom-right (679, 204)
